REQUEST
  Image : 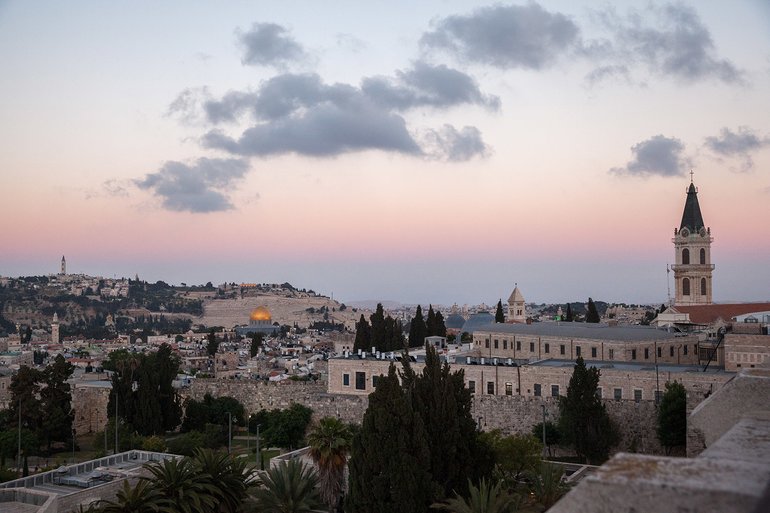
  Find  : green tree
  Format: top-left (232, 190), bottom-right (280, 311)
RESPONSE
top-left (565, 304), bottom-right (573, 322)
top-left (426, 305), bottom-right (446, 337)
top-left (307, 417), bottom-right (353, 511)
top-left (527, 463), bottom-right (570, 510)
top-left (249, 458), bottom-right (323, 513)
top-left (409, 305), bottom-right (428, 348)
top-left (191, 448), bottom-right (253, 513)
top-left (369, 304), bottom-right (386, 351)
top-left (585, 298), bottom-right (600, 323)
top-left (249, 332), bottom-right (264, 358)
top-left (259, 403), bottom-right (312, 450)
top-left (558, 357), bottom-right (618, 464)
top-left (96, 480), bottom-right (168, 513)
top-left (487, 431), bottom-right (542, 486)
top-left (38, 355), bottom-right (75, 450)
top-left (206, 330), bottom-right (219, 357)
top-left (353, 315), bottom-right (370, 352)
top-left (432, 478), bottom-right (521, 513)
top-left (347, 364), bottom-right (433, 513)
top-left (495, 300), bottom-right (505, 323)
top-left (657, 381), bottom-right (686, 455)
top-left (531, 422), bottom-right (562, 457)
top-left (142, 457), bottom-right (218, 513)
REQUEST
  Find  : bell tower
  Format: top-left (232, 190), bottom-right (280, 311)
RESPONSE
top-left (671, 176), bottom-right (714, 305)
top-left (60, 255), bottom-right (66, 275)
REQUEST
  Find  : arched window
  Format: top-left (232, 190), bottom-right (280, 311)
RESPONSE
top-left (682, 248), bottom-right (690, 265)
top-left (700, 248), bottom-right (706, 264)
top-left (683, 278), bottom-right (690, 296)
top-left (701, 278), bottom-right (707, 296)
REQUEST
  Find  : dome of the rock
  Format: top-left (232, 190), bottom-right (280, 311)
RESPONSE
top-left (250, 306), bottom-right (271, 322)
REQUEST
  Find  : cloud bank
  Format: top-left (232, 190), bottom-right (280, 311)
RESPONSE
top-left (237, 22), bottom-right (307, 68)
top-left (611, 135), bottom-right (690, 177)
top-left (704, 126), bottom-right (770, 172)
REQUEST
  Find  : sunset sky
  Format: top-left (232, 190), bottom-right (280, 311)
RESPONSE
top-left (1, 1), bottom-right (769, 306)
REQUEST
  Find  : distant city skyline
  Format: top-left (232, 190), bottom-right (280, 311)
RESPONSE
top-left (1, 1), bottom-right (769, 306)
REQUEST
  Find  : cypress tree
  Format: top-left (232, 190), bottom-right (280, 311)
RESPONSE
top-left (586, 298), bottom-right (601, 323)
top-left (353, 315), bottom-right (370, 352)
top-left (426, 305), bottom-right (437, 336)
top-left (408, 305), bottom-right (428, 348)
top-left (565, 304), bottom-right (573, 322)
top-left (657, 381), bottom-right (686, 455)
top-left (495, 300), bottom-right (505, 323)
top-left (433, 311), bottom-right (447, 337)
top-left (369, 304), bottom-right (386, 351)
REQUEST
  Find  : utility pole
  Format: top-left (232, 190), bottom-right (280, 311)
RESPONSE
top-left (17, 399), bottom-right (21, 474)
top-left (541, 403), bottom-right (547, 459)
top-left (227, 412), bottom-right (232, 454)
top-left (256, 424), bottom-right (260, 469)
top-left (115, 392), bottom-right (119, 454)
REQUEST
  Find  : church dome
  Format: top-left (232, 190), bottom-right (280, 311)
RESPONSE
top-left (249, 306), bottom-right (271, 322)
top-left (445, 313), bottom-right (466, 329)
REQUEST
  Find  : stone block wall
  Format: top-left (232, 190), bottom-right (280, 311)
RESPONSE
top-left (72, 384), bottom-right (110, 434)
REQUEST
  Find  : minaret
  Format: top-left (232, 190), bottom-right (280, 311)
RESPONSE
top-left (507, 284), bottom-right (526, 323)
top-left (60, 256), bottom-right (66, 275)
top-left (51, 312), bottom-right (60, 344)
top-left (671, 176), bottom-right (714, 305)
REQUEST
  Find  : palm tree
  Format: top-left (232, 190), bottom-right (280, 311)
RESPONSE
top-left (527, 463), bottom-right (571, 511)
top-left (432, 478), bottom-right (521, 513)
top-left (306, 417), bottom-right (352, 511)
top-left (142, 457), bottom-right (218, 513)
top-left (248, 458), bottom-right (323, 513)
top-left (191, 448), bottom-right (254, 513)
top-left (95, 480), bottom-right (168, 513)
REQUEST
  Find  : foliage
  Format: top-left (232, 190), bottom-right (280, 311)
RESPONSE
top-left (657, 381), bottom-right (686, 455)
top-left (408, 305), bottom-right (428, 348)
top-left (431, 478), bottom-right (521, 513)
top-left (484, 431), bottom-right (542, 486)
top-left (39, 355), bottom-right (75, 450)
top-left (307, 416), bottom-right (353, 510)
top-left (206, 330), bottom-right (219, 357)
top-left (191, 448), bottom-right (253, 513)
top-left (251, 403), bottom-right (312, 450)
top-left (531, 422), bottom-right (562, 457)
top-left (249, 332), bottom-right (264, 358)
top-left (142, 457), bottom-right (218, 513)
top-left (426, 305), bottom-right (447, 337)
top-left (585, 298), bottom-right (600, 323)
top-left (495, 300), bottom-right (505, 323)
top-left (558, 357), bottom-right (619, 464)
top-left (565, 304), bottom-right (573, 322)
top-left (527, 462), bottom-right (571, 510)
top-left (249, 458), bottom-right (323, 513)
top-left (352, 314), bottom-right (370, 352)
top-left (141, 435), bottom-right (167, 452)
top-left (181, 394), bottom-right (245, 434)
top-left (96, 479), bottom-right (168, 513)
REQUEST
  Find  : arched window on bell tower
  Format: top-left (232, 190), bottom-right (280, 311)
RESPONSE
top-left (700, 248), bottom-right (705, 264)
top-left (682, 248), bottom-right (690, 264)
top-left (701, 278), bottom-right (707, 296)
top-left (683, 278), bottom-right (690, 296)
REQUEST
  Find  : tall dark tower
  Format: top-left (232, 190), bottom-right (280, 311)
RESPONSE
top-left (60, 255), bottom-right (66, 275)
top-left (671, 178), bottom-right (713, 305)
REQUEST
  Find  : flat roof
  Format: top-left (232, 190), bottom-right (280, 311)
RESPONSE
top-left (531, 358), bottom-right (732, 375)
top-left (473, 322), bottom-right (687, 342)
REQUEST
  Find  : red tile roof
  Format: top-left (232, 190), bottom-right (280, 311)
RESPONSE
top-left (673, 303), bottom-right (770, 324)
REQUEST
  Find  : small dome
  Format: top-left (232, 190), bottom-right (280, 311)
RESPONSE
top-left (445, 313), bottom-right (466, 329)
top-left (461, 312), bottom-right (495, 334)
top-left (250, 306), bottom-right (271, 322)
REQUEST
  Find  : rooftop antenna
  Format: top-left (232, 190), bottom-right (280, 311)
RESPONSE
top-left (666, 264), bottom-right (672, 306)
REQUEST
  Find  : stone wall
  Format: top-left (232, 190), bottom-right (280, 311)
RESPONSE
top-left (72, 384), bottom-right (111, 435)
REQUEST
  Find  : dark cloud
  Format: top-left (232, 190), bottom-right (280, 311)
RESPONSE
top-left (591, 3), bottom-right (743, 84)
top-left (610, 135), bottom-right (689, 177)
top-left (135, 158), bottom-right (250, 213)
top-left (421, 3), bottom-right (579, 69)
top-left (423, 125), bottom-right (489, 161)
top-left (200, 62), bottom-right (495, 159)
top-left (237, 22), bottom-right (306, 67)
top-left (704, 127), bottom-right (770, 172)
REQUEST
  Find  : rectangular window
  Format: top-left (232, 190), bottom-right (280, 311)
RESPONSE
top-left (355, 372), bottom-right (366, 390)
top-left (683, 345), bottom-right (688, 355)
top-left (614, 388), bottom-right (622, 401)
top-left (655, 390), bottom-right (664, 403)
top-left (608, 348), bottom-right (614, 360)
top-left (372, 375), bottom-right (380, 388)
top-left (591, 347), bottom-right (597, 358)
top-left (494, 339), bottom-right (499, 349)
top-left (505, 382), bottom-right (513, 396)
top-left (657, 347), bottom-right (662, 358)
top-left (485, 339), bottom-right (490, 349)
top-left (529, 342), bottom-right (535, 352)
top-left (487, 382), bottom-right (495, 395)
top-left (551, 385), bottom-right (559, 397)
top-left (560, 345), bottom-right (565, 355)
top-left (468, 380), bottom-right (476, 394)
top-left (644, 348), bottom-right (649, 359)
top-left (576, 346), bottom-right (581, 357)
top-left (631, 349), bottom-right (637, 360)
top-left (544, 343), bottom-right (550, 354)
top-left (516, 341), bottom-right (521, 350)
top-left (670, 346), bottom-right (674, 357)
top-left (534, 384), bottom-right (541, 397)
top-left (596, 387), bottom-right (603, 399)
top-left (634, 389), bottom-right (642, 403)
top-left (343, 373), bottom-right (350, 387)
top-left (503, 340), bottom-right (508, 350)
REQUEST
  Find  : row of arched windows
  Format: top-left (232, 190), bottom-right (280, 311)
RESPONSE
top-left (681, 248), bottom-right (707, 265)
top-left (682, 277), bottom-right (708, 296)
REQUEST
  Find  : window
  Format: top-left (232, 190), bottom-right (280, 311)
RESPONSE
top-left (608, 348), bottom-right (614, 360)
top-left (529, 342), bottom-right (535, 352)
top-left (631, 349), bottom-right (637, 360)
top-left (355, 372), bottom-right (366, 390)
top-left (485, 339), bottom-right (490, 349)
top-left (634, 389), bottom-right (642, 403)
top-left (551, 385), bottom-right (559, 397)
top-left (372, 375), bottom-right (380, 388)
top-left (576, 346), bottom-right (581, 357)
top-left (534, 384), bottom-right (541, 397)
top-left (700, 248), bottom-right (706, 264)
top-left (560, 345), bottom-right (565, 355)
top-left (701, 278), bottom-right (707, 296)
top-left (654, 390), bottom-right (664, 403)
top-left (516, 341), bottom-right (521, 350)
top-left (644, 348), bottom-right (649, 359)
top-left (591, 347), bottom-right (597, 358)
top-left (682, 248), bottom-right (690, 264)
top-left (670, 346), bottom-right (674, 357)
top-left (544, 343), bottom-right (550, 354)
top-left (683, 345), bottom-right (688, 355)
top-left (503, 340), bottom-right (508, 350)
top-left (614, 388), bottom-right (622, 400)
top-left (343, 373), bottom-right (350, 386)
top-left (683, 278), bottom-right (690, 296)
top-left (494, 339), bottom-right (499, 349)
top-left (657, 347), bottom-right (662, 358)
top-left (468, 380), bottom-right (476, 394)
top-left (505, 382), bottom-right (513, 396)
top-left (487, 382), bottom-right (495, 395)
top-left (596, 388), bottom-right (603, 399)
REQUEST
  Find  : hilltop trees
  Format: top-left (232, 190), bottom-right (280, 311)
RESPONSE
top-left (585, 298), bottom-right (600, 323)
top-left (559, 357), bottom-right (618, 464)
top-left (408, 305), bottom-right (428, 348)
top-left (353, 303), bottom-right (405, 352)
top-left (426, 305), bottom-right (447, 337)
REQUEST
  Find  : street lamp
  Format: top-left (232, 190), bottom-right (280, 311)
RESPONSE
top-left (226, 412), bottom-right (232, 454)
top-left (541, 404), bottom-right (548, 459)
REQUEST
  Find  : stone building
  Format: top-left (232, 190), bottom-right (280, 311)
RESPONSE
top-left (671, 179), bottom-right (714, 306)
top-left (507, 284), bottom-right (526, 322)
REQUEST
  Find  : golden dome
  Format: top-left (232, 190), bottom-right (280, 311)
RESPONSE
top-left (250, 306), bottom-right (271, 322)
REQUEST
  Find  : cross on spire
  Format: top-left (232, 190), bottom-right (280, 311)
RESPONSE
top-left (690, 169), bottom-right (694, 183)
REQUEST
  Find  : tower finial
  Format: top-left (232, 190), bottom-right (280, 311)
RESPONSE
top-left (689, 169), bottom-right (694, 183)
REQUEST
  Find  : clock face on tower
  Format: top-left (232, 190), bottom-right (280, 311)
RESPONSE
top-left (680, 228), bottom-right (689, 238)
top-left (699, 227), bottom-right (708, 237)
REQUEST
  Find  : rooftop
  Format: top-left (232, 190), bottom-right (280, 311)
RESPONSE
top-left (473, 322), bottom-right (686, 341)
